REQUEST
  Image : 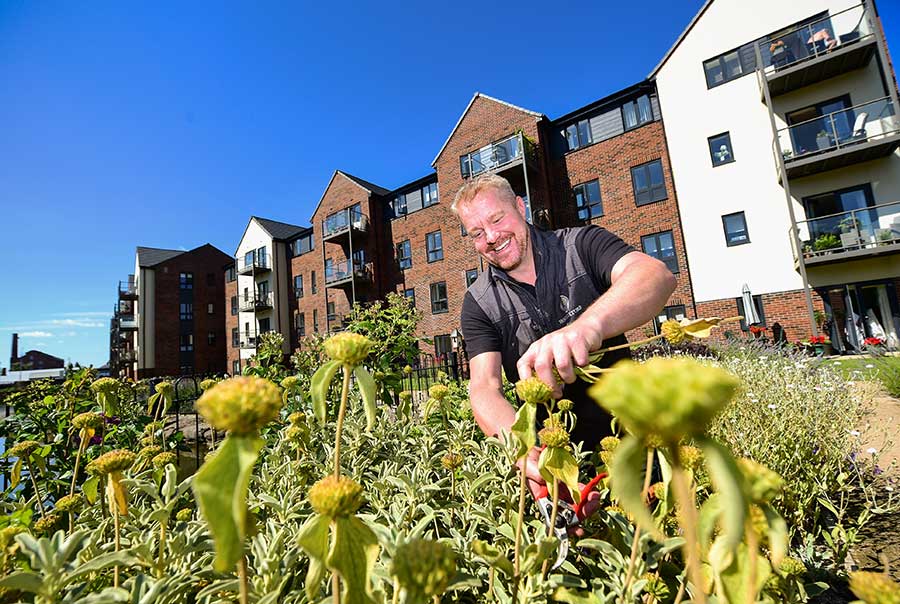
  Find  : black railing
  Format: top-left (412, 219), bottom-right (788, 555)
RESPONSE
top-left (397, 352), bottom-right (470, 395)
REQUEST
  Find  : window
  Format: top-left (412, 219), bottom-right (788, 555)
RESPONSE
top-left (230, 296), bottom-right (238, 316)
top-left (573, 180), bottom-right (603, 221)
top-left (722, 212), bottom-right (750, 246)
top-left (180, 334), bottom-right (193, 352)
top-left (708, 132), bottom-right (735, 166)
top-left (426, 231), bottom-right (443, 263)
top-left (465, 268), bottom-right (479, 288)
top-left (207, 331), bottom-right (216, 345)
top-left (622, 95), bottom-right (653, 130)
top-left (641, 231), bottom-right (679, 273)
top-left (257, 280), bottom-right (270, 301)
top-left (430, 282), bottom-right (448, 314)
top-left (256, 246), bottom-right (267, 269)
top-left (736, 295), bottom-right (766, 331)
top-left (180, 273), bottom-right (193, 289)
top-left (564, 119), bottom-right (592, 151)
top-left (327, 301), bottom-right (336, 322)
top-left (232, 328), bottom-right (239, 347)
top-left (403, 288), bottom-right (416, 308)
top-left (631, 160), bottom-right (667, 205)
top-left (180, 303), bottom-right (193, 321)
top-left (311, 271), bottom-right (317, 294)
top-left (232, 360), bottom-right (241, 376)
top-left (703, 43), bottom-right (757, 88)
top-left (460, 223), bottom-right (468, 237)
top-left (293, 233), bottom-right (314, 256)
top-left (294, 274), bottom-right (304, 298)
top-left (422, 182), bottom-right (438, 207)
top-left (297, 312), bottom-right (306, 337)
top-left (654, 305), bottom-right (686, 334)
top-left (397, 240), bottom-right (412, 270)
top-left (207, 273), bottom-right (215, 286)
top-left (313, 309), bottom-right (319, 333)
top-left (392, 193), bottom-right (407, 218)
top-left (226, 266), bottom-right (236, 282)
top-left (434, 334), bottom-right (452, 360)
top-left (207, 303), bottom-right (214, 315)
top-left (258, 318), bottom-right (271, 333)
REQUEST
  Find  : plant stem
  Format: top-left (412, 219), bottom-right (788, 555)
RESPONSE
top-left (24, 457), bottom-right (46, 519)
top-left (333, 365), bottom-right (351, 478)
top-left (541, 479), bottom-right (560, 579)
top-left (511, 456), bottom-right (529, 604)
top-left (622, 448), bottom-right (656, 598)
top-left (392, 577), bottom-right (400, 604)
top-left (70, 434), bottom-right (88, 497)
top-left (238, 555), bottom-right (249, 604)
top-left (746, 525), bottom-right (759, 604)
top-left (157, 520), bottom-right (167, 578)
top-left (670, 446), bottom-right (706, 604)
top-left (672, 575), bottom-right (687, 604)
top-left (113, 509), bottom-right (121, 588)
top-left (332, 571), bottom-right (341, 604)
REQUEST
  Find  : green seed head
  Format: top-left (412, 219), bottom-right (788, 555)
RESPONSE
top-left (0, 526), bottom-right (25, 548)
top-left (308, 475), bottom-right (364, 518)
top-left (175, 508), bottom-right (193, 522)
top-left (288, 411), bottom-right (306, 425)
top-left (399, 390), bottom-right (413, 403)
top-left (779, 557), bottom-right (806, 579)
top-left (738, 458), bottom-right (784, 504)
top-left (90, 377), bottom-right (119, 395)
top-left (152, 452), bottom-right (177, 469)
top-left (599, 436), bottom-right (620, 452)
top-left (8, 440), bottom-right (40, 459)
top-left (392, 539), bottom-right (457, 599)
top-left (196, 376), bottom-right (283, 435)
top-left (143, 421), bottom-right (165, 435)
top-left (429, 384), bottom-right (449, 402)
top-left (557, 398), bottom-right (574, 412)
top-left (54, 493), bottom-right (84, 513)
top-left (538, 426), bottom-right (570, 448)
top-left (441, 453), bottom-right (463, 471)
top-left (403, 365), bottom-right (413, 374)
top-left (199, 379), bottom-right (217, 392)
top-left (33, 512), bottom-right (62, 533)
top-left (599, 450), bottom-right (614, 467)
top-left (849, 572), bottom-right (900, 604)
top-left (72, 412), bottom-right (104, 431)
top-left (280, 376), bottom-right (301, 391)
top-left (515, 376), bottom-right (553, 405)
top-left (138, 445), bottom-right (164, 459)
top-left (92, 449), bottom-right (137, 475)
top-left (323, 333), bottom-right (373, 366)
top-left (679, 446), bottom-right (704, 473)
top-left (589, 358), bottom-right (739, 443)
top-left (661, 319), bottom-right (687, 345)
top-left (641, 573), bottom-right (671, 601)
top-left (285, 424), bottom-right (308, 443)
top-left (155, 381), bottom-right (174, 397)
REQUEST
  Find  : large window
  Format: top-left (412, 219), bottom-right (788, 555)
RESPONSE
top-left (312, 309), bottom-right (318, 333)
top-left (703, 43), bottom-right (757, 88)
top-left (232, 360), bottom-right (240, 375)
top-left (434, 334), bottom-right (453, 360)
top-left (179, 334), bottom-right (194, 352)
top-left (226, 266), bottom-right (236, 282)
top-left (641, 231), bottom-right (679, 273)
top-left (708, 132), bottom-right (735, 166)
top-left (232, 328), bottom-right (239, 348)
top-left (293, 233), bottom-right (314, 256)
top-left (564, 119), bottom-right (592, 151)
top-left (631, 160), bottom-right (667, 206)
top-left (422, 182), bottom-right (438, 208)
top-left (294, 274), bottom-right (304, 298)
top-left (622, 95), bottom-right (653, 130)
top-left (430, 282), bottom-right (448, 314)
top-left (392, 194), bottom-right (407, 217)
top-left (230, 296), bottom-right (238, 316)
top-left (654, 304), bottom-right (686, 334)
top-left (465, 268), bottom-right (478, 288)
top-left (404, 288), bottom-right (416, 308)
top-left (311, 271), bottom-right (317, 294)
top-left (397, 240), bottom-right (412, 270)
top-left (180, 303), bottom-right (193, 321)
top-left (426, 231), bottom-right (443, 263)
top-left (574, 180), bottom-right (603, 221)
top-left (180, 272), bottom-right (193, 290)
top-left (297, 312), bottom-right (306, 337)
top-left (392, 182), bottom-right (438, 218)
top-left (722, 212), bottom-right (750, 246)
top-left (258, 318), bottom-right (271, 333)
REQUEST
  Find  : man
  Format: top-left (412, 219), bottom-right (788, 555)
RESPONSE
top-left (453, 174), bottom-right (676, 499)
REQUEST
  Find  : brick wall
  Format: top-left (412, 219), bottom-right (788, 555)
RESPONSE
top-left (694, 288), bottom-right (825, 344)
top-left (225, 269), bottom-right (239, 374)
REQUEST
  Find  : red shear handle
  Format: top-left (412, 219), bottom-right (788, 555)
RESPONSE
top-left (534, 472), bottom-right (608, 520)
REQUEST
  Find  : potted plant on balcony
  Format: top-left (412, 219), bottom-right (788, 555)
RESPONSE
top-left (816, 129), bottom-right (832, 151)
top-left (808, 335), bottom-right (832, 356)
top-left (813, 233), bottom-right (840, 252)
top-left (839, 216), bottom-right (863, 248)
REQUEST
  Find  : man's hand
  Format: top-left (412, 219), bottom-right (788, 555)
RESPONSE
top-left (516, 316), bottom-right (603, 397)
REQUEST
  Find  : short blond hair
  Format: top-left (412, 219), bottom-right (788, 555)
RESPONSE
top-left (451, 173), bottom-right (517, 214)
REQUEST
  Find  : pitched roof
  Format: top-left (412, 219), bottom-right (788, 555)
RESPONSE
top-left (136, 247), bottom-right (183, 267)
top-left (308, 170), bottom-right (391, 222)
top-left (648, 0), bottom-right (715, 78)
top-left (252, 216), bottom-right (309, 241)
top-left (432, 92), bottom-right (544, 167)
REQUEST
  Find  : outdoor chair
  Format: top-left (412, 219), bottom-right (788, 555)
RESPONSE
top-left (839, 112), bottom-right (869, 145)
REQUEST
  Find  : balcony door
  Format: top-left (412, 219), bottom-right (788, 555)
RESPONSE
top-left (802, 184), bottom-right (875, 241)
top-left (786, 95), bottom-right (852, 156)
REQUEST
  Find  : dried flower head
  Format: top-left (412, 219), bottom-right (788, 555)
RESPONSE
top-left (441, 453), bottom-right (463, 471)
top-left (599, 450), bottom-right (614, 467)
top-left (738, 458), bottom-right (784, 504)
top-left (0, 526), bottom-right (25, 548)
top-left (175, 508), bottom-right (193, 522)
top-left (599, 436), bottom-right (620, 452)
top-left (590, 358), bottom-right (739, 443)
top-left (648, 482), bottom-right (666, 500)
top-left (138, 445), bottom-right (164, 460)
top-left (538, 426), bottom-right (570, 448)
top-left (661, 319), bottom-right (686, 345)
top-left (557, 398), bottom-right (574, 412)
top-left (399, 390), bottom-right (413, 403)
top-left (196, 376), bottom-right (283, 435)
top-left (8, 440), bottom-right (40, 459)
top-left (515, 376), bottom-right (553, 405)
top-left (72, 412), bottom-right (104, 431)
top-left (288, 411), bottom-right (306, 425)
top-left (92, 449), bottom-right (137, 475)
top-left (280, 376), bottom-right (301, 391)
top-left (323, 332), bottom-right (373, 366)
top-left (308, 475), bottom-right (364, 518)
top-left (778, 557), bottom-right (806, 579)
top-left (429, 384), bottom-right (450, 402)
top-left (152, 452), bottom-right (178, 469)
top-left (33, 512), bottom-right (62, 533)
top-left (678, 445), bottom-right (704, 473)
top-left (392, 539), bottom-right (457, 599)
top-left (285, 424), bottom-right (308, 443)
top-left (200, 379), bottom-right (217, 392)
top-left (403, 365), bottom-right (413, 375)
top-left (90, 377), bottom-right (119, 395)
top-left (849, 571), bottom-right (900, 604)
top-left (54, 493), bottom-right (84, 513)
top-left (642, 573), bottom-right (671, 601)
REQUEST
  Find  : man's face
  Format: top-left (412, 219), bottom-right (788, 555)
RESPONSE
top-left (458, 188), bottom-right (529, 272)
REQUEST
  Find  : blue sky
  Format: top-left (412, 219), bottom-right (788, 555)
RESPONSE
top-left (1, 1), bottom-right (898, 369)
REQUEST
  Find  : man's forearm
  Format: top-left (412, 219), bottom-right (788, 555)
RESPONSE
top-left (469, 384), bottom-right (517, 439)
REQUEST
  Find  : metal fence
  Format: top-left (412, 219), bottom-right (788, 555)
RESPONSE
top-left (397, 352), bottom-right (470, 394)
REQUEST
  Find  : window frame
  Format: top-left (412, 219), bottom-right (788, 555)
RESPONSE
top-left (573, 179), bottom-right (604, 222)
top-left (230, 296), bottom-right (238, 316)
top-left (708, 132), bottom-right (736, 166)
top-left (207, 331), bottom-right (216, 345)
top-left (653, 304), bottom-right (687, 335)
top-left (722, 211), bottom-right (751, 246)
top-left (397, 239), bottom-right (412, 270)
top-left (293, 233), bottom-right (314, 256)
top-left (179, 272), bottom-right (193, 290)
top-left (426, 230), bottom-right (444, 263)
top-left (403, 288), bottom-right (416, 308)
top-left (564, 118), bottom-right (593, 151)
top-left (180, 302), bottom-right (193, 321)
top-left (641, 231), bottom-right (679, 274)
top-left (232, 327), bottom-right (239, 348)
top-left (179, 333), bottom-right (194, 352)
top-left (631, 159), bottom-right (668, 206)
top-left (622, 95), bottom-right (653, 131)
top-left (311, 270), bottom-right (317, 294)
top-left (465, 268), bottom-right (478, 288)
top-left (703, 41), bottom-right (758, 89)
top-left (422, 182), bottom-right (439, 208)
top-left (294, 274), bottom-right (304, 298)
top-left (297, 312), bottom-right (306, 337)
top-left (430, 281), bottom-right (448, 314)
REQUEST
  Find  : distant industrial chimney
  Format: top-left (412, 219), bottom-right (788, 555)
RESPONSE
top-left (10, 333), bottom-right (18, 368)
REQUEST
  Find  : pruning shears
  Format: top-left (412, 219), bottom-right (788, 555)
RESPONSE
top-left (535, 472), bottom-right (607, 570)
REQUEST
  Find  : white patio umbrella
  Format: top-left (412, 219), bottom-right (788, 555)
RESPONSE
top-left (742, 284), bottom-right (761, 325)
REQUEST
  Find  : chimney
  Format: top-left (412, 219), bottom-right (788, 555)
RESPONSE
top-left (11, 333), bottom-right (18, 367)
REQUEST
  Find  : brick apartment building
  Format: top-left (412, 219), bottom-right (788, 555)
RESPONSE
top-left (110, 244), bottom-right (232, 379)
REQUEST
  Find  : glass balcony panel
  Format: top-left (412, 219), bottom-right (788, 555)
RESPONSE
top-left (795, 201), bottom-right (900, 261)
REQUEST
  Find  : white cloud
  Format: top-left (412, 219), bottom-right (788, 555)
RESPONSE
top-left (20, 331), bottom-right (54, 338)
top-left (53, 311), bottom-right (110, 317)
top-left (48, 319), bottom-right (104, 328)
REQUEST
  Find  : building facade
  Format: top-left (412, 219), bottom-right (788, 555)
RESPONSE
top-left (653, 0), bottom-right (900, 350)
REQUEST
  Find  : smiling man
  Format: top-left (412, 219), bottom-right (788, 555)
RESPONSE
top-left (453, 174), bottom-right (676, 497)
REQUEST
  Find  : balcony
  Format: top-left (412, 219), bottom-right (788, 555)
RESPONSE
top-left (118, 315), bottom-right (138, 331)
top-left (118, 278), bottom-right (137, 300)
top-left (791, 200), bottom-right (900, 267)
top-left (324, 260), bottom-right (372, 289)
top-left (120, 350), bottom-right (136, 362)
top-left (775, 97), bottom-right (900, 181)
top-left (326, 313), bottom-right (351, 333)
top-left (322, 208), bottom-right (369, 244)
top-left (239, 331), bottom-right (258, 349)
top-left (238, 291), bottom-right (274, 312)
top-left (236, 256), bottom-right (271, 275)
top-left (757, 3), bottom-right (878, 99)
top-left (460, 132), bottom-right (537, 179)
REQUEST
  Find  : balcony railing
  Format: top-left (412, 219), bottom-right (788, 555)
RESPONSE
top-left (460, 132), bottom-right (536, 179)
top-left (774, 97), bottom-right (900, 178)
top-left (238, 291), bottom-right (274, 312)
top-left (239, 331), bottom-right (258, 349)
top-left (757, 3), bottom-right (875, 79)
top-left (236, 256), bottom-right (270, 275)
top-left (792, 200), bottom-right (900, 263)
top-left (118, 278), bottom-right (137, 298)
top-left (323, 208), bottom-right (369, 240)
top-left (118, 315), bottom-right (138, 330)
top-left (324, 259), bottom-right (372, 285)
